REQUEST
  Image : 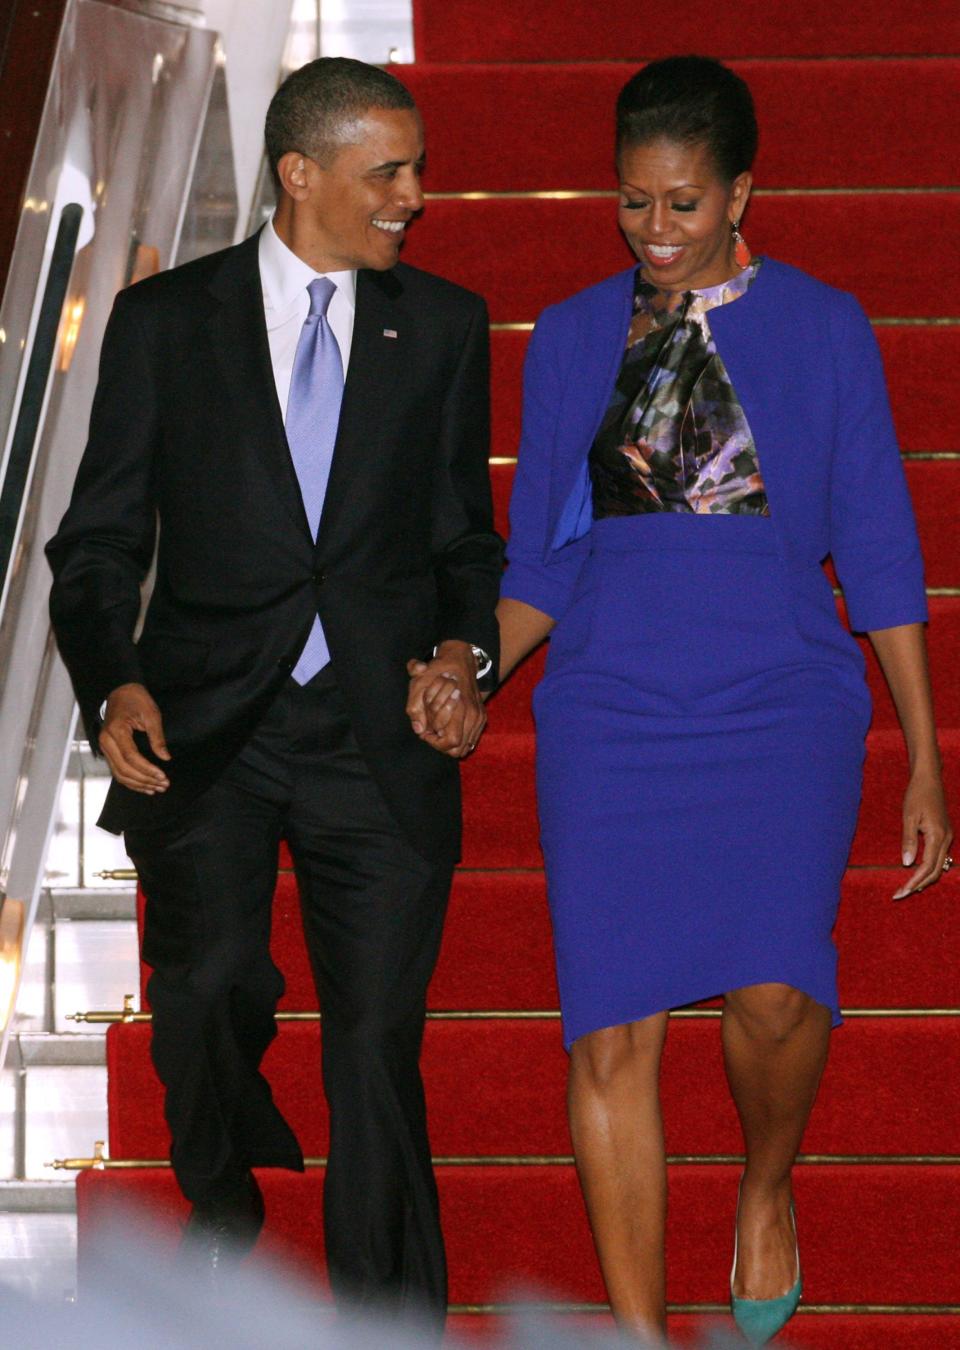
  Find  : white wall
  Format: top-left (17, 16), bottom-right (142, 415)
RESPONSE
top-left (197, 0), bottom-right (295, 238)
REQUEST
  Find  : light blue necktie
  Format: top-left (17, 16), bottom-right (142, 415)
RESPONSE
top-left (285, 276), bottom-right (344, 684)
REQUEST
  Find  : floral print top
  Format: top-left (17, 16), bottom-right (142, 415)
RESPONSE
top-left (590, 259), bottom-right (769, 516)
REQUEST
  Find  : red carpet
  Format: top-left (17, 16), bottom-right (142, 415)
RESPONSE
top-left (77, 1163), bottom-right (960, 1304)
top-left (78, 7), bottom-right (959, 1343)
top-left (107, 1012), bottom-right (960, 1160)
top-left (492, 327), bottom-right (960, 457)
top-left (452, 1314), bottom-right (960, 1349)
top-left (488, 460), bottom-right (960, 590)
top-left (402, 195), bottom-right (960, 321)
top-left (137, 869), bottom-right (960, 1014)
top-left (410, 1), bottom-right (960, 62)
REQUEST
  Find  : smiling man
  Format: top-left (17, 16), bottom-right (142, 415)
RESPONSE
top-left (46, 58), bottom-right (501, 1325)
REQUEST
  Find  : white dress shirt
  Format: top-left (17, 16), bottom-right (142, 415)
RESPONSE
top-left (258, 219), bottom-right (356, 420)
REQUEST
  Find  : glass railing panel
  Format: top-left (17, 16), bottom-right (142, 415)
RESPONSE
top-left (0, 0), bottom-right (227, 1070)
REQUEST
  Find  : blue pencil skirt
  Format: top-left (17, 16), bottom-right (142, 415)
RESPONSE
top-left (533, 514), bottom-right (872, 1050)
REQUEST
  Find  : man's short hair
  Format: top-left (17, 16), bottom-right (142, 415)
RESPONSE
top-left (264, 57), bottom-right (416, 190)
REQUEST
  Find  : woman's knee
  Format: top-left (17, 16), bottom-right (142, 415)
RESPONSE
top-left (570, 1017), bottom-right (665, 1093)
top-left (726, 982), bottom-right (817, 1044)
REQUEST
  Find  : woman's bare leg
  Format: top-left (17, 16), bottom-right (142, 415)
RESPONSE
top-left (567, 1014), bottom-right (670, 1342)
top-left (722, 983), bottom-right (831, 1297)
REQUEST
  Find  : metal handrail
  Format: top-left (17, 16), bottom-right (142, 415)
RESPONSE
top-left (0, 203), bottom-right (82, 603)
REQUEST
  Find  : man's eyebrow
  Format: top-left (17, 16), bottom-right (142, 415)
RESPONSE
top-left (368, 155), bottom-right (427, 172)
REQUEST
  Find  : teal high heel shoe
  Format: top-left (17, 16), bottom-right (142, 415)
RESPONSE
top-left (730, 1184), bottom-right (802, 1345)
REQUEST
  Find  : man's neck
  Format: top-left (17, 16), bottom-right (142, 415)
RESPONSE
top-left (272, 204), bottom-right (344, 275)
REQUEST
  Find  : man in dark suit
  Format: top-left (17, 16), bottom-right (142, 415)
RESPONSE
top-left (46, 58), bottom-right (501, 1324)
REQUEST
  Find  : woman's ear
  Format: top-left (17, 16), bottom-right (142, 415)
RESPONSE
top-left (729, 170), bottom-right (753, 224)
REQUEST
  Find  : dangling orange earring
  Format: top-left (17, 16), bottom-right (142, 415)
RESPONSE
top-left (732, 220), bottom-right (751, 269)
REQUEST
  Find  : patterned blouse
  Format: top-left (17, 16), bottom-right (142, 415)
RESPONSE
top-left (590, 259), bottom-right (769, 516)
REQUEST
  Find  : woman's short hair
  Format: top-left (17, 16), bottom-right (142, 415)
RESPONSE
top-left (616, 56), bottom-right (758, 182)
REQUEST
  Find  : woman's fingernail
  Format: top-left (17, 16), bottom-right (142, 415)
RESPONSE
top-left (902, 851), bottom-right (914, 865)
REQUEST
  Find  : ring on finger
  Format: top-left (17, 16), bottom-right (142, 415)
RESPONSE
top-left (943, 855), bottom-right (955, 872)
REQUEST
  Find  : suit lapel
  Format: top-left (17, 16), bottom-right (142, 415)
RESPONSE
top-left (316, 267), bottom-right (404, 552)
top-left (205, 234), bottom-right (313, 541)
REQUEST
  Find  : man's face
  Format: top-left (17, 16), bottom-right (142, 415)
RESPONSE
top-left (296, 107), bottom-right (425, 271)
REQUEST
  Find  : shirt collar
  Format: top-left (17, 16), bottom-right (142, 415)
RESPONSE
top-left (259, 218), bottom-right (357, 318)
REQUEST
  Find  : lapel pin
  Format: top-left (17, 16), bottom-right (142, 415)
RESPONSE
top-left (382, 328), bottom-right (398, 339)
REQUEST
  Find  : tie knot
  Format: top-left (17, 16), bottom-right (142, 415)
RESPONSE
top-left (307, 276), bottom-right (336, 318)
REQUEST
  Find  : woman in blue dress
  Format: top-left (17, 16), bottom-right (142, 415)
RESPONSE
top-left (493, 57), bottom-right (953, 1345)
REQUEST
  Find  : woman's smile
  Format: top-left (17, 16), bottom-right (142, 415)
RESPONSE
top-left (641, 242), bottom-right (687, 268)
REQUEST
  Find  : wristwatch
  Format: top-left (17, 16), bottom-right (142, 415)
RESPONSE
top-left (469, 644), bottom-right (493, 679)
top-left (432, 643), bottom-right (493, 679)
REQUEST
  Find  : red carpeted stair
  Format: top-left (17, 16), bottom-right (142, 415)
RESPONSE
top-left (77, 6), bottom-right (959, 1344)
top-left (409, 2), bottom-right (960, 63)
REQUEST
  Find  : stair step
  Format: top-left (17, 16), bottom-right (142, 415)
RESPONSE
top-left (870, 328), bottom-right (960, 454)
top-left (491, 326), bottom-right (960, 458)
top-left (411, 2), bottom-right (960, 61)
top-left (485, 600), bottom-right (960, 735)
top-left (45, 888), bottom-right (137, 922)
top-left (20, 1065), bottom-right (106, 1181)
top-left (454, 730), bottom-right (960, 870)
top-left (0, 1180), bottom-right (76, 1213)
top-left (449, 1312), bottom-right (960, 1348)
top-left (106, 1014), bottom-right (960, 1159)
top-left (403, 194), bottom-right (960, 322)
top-left (52, 919), bottom-right (139, 1035)
top-left (12, 1034), bottom-right (105, 1068)
top-left (76, 1163), bottom-right (960, 1305)
top-left (489, 459), bottom-right (960, 598)
top-left (402, 60), bottom-right (960, 191)
top-left (134, 869), bottom-right (959, 1013)
top-left (0, 1209), bottom-right (77, 1303)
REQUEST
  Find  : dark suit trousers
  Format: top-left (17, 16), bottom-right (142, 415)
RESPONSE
top-left (124, 667), bottom-right (452, 1320)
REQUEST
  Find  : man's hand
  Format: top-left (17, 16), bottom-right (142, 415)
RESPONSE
top-left (406, 641), bottom-right (486, 758)
top-left (100, 683), bottom-right (172, 793)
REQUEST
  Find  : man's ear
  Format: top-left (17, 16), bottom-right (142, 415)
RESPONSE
top-left (276, 152), bottom-right (311, 201)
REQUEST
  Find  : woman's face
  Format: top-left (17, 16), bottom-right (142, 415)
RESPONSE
top-left (617, 137), bottom-right (752, 292)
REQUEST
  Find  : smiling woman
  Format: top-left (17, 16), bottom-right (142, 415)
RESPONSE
top-left (494, 53), bottom-right (952, 1348)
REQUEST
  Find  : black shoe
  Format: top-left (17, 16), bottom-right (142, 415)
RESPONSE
top-left (180, 1171), bottom-right (265, 1288)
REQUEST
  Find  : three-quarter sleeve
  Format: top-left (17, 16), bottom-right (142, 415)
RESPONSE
top-left (501, 307), bottom-right (591, 620)
top-left (828, 293), bottom-right (928, 632)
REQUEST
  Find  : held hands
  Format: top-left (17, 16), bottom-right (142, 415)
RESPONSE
top-left (893, 766), bottom-right (954, 899)
top-left (99, 683), bottom-right (171, 794)
top-left (406, 640), bottom-right (486, 759)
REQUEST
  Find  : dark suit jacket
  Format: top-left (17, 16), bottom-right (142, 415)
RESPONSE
top-left (46, 231), bottom-right (503, 864)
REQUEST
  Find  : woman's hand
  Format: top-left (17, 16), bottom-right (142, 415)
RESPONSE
top-left (406, 642), bottom-right (486, 758)
top-left (892, 767), bottom-right (954, 899)
top-left (865, 623), bottom-right (953, 900)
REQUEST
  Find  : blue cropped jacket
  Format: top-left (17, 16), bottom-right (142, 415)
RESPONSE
top-left (501, 258), bottom-right (927, 635)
